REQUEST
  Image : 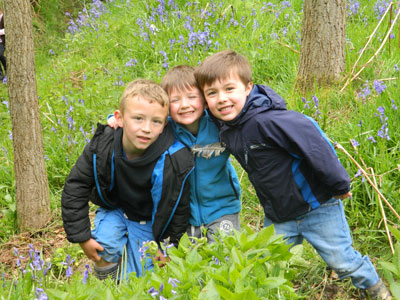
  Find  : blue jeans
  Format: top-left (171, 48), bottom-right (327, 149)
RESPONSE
top-left (91, 208), bottom-right (154, 279)
top-left (264, 199), bottom-right (379, 289)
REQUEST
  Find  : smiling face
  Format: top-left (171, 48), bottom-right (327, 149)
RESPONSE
top-left (203, 72), bottom-right (253, 122)
top-left (115, 95), bottom-right (168, 159)
top-left (168, 86), bottom-right (205, 134)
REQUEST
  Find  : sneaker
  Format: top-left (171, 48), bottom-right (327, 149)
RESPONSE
top-left (366, 279), bottom-right (392, 300)
top-left (93, 261), bottom-right (120, 281)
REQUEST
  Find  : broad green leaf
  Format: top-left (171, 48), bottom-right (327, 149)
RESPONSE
top-left (379, 262), bottom-right (398, 274)
top-left (214, 283), bottom-right (235, 300)
top-left (45, 289), bottom-right (68, 300)
top-left (198, 280), bottom-right (221, 300)
top-left (390, 282), bottom-right (400, 299)
top-left (263, 277), bottom-right (287, 290)
top-left (388, 225), bottom-right (400, 241)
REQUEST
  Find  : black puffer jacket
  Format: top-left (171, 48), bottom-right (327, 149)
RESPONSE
top-left (61, 123), bottom-right (194, 245)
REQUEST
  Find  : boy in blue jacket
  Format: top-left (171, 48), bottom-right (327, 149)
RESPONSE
top-left (62, 79), bottom-right (193, 280)
top-left (108, 66), bottom-right (241, 242)
top-left (194, 50), bottom-right (391, 300)
top-left (161, 65), bottom-right (241, 242)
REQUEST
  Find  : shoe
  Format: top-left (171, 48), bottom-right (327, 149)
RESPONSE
top-left (366, 279), bottom-right (392, 300)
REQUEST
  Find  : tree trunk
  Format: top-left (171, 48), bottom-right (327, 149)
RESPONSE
top-left (297, 0), bottom-right (346, 92)
top-left (3, 0), bottom-right (51, 230)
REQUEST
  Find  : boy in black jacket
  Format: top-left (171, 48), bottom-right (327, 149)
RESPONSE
top-left (194, 50), bottom-right (391, 300)
top-left (61, 79), bottom-right (193, 280)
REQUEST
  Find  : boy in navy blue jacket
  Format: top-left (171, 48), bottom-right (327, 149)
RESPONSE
top-left (194, 50), bottom-right (391, 300)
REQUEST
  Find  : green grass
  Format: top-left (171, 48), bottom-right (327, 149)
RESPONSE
top-left (0, 0), bottom-right (400, 298)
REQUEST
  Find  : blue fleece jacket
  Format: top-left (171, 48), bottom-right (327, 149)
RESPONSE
top-left (169, 110), bottom-right (241, 226)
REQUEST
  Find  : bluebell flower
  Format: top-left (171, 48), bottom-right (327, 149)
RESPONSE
top-left (373, 80), bottom-right (386, 94)
top-left (8, 130), bottom-right (12, 140)
top-left (148, 286), bottom-right (159, 297)
top-left (368, 136), bottom-right (377, 143)
top-left (391, 99), bottom-right (397, 110)
top-left (350, 139), bottom-right (359, 148)
top-left (2, 100), bottom-right (8, 108)
top-left (168, 277), bottom-right (180, 287)
top-left (395, 64), bottom-right (399, 71)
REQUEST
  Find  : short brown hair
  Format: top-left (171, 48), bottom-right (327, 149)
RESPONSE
top-left (120, 79), bottom-right (169, 113)
top-left (194, 50), bottom-right (252, 89)
top-left (161, 65), bottom-right (199, 95)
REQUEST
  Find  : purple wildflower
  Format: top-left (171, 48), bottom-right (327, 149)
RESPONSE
top-left (395, 64), bottom-right (399, 71)
top-left (148, 286), bottom-right (159, 297)
top-left (168, 277), bottom-right (180, 287)
top-left (373, 80), bottom-right (386, 95)
top-left (2, 100), bottom-right (8, 108)
top-left (350, 139), bottom-right (359, 148)
top-left (368, 136), bottom-right (377, 143)
top-left (83, 264), bottom-right (91, 284)
top-left (391, 99), bottom-right (397, 110)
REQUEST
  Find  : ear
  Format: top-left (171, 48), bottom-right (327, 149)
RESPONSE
top-left (114, 110), bottom-right (124, 127)
top-left (245, 81), bottom-right (254, 96)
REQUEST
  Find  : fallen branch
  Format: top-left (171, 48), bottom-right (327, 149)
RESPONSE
top-left (276, 40), bottom-right (300, 54)
top-left (371, 168), bottom-right (394, 254)
top-left (335, 143), bottom-right (400, 221)
top-left (340, 2), bottom-right (400, 92)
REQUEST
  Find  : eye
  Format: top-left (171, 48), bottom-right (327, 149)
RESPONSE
top-left (206, 91), bottom-right (216, 97)
top-left (226, 86), bottom-right (234, 91)
top-left (170, 98), bottom-right (180, 103)
top-left (153, 119), bottom-right (164, 125)
top-left (133, 116), bottom-right (143, 121)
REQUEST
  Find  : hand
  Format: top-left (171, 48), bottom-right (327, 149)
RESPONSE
top-left (334, 192), bottom-right (352, 199)
top-left (79, 238), bottom-right (104, 262)
top-left (107, 116), bottom-right (118, 130)
top-left (153, 249), bottom-right (169, 267)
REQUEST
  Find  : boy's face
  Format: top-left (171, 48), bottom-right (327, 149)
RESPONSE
top-left (203, 73), bottom-right (253, 122)
top-left (115, 96), bottom-right (168, 159)
top-left (169, 86), bottom-right (205, 134)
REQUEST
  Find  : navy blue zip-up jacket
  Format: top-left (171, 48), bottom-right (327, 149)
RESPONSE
top-left (61, 123), bottom-right (194, 245)
top-left (219, 85), bottom-right (350, 223)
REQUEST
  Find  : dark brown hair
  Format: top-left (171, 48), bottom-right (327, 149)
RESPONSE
top-left (194, 50), bottom-right (252, 89)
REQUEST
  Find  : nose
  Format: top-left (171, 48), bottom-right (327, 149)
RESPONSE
top-left (180, 97), bottom-right (190, 107)
top-left (217, 91), bottom-right (227, 102)
top-left (142, 120), bottom-right (151, 133)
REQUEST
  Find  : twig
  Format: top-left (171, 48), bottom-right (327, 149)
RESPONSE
top-left (347, 2), bottom-right (393, 82)
top-left (201, 3), bottom-right (209, 19)
top-left (371, 168), bottom-right (394, 254)
top-left (276, 40), bottom-right (300, 54)
top-left (335, 143), bottom-right (400, 221)
top-left (340, 3), bottom-right (400, 92)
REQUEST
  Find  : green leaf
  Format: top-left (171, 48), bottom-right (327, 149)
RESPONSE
top-left (390, 282), bottom-right (400, 299)
top-left (263, 277), bottom-right (287, 290)
top-left (198, 280), bottom-right (221, 300)
top-left (214, 283), bottom-right (235, 300)
top-left (45, 289), bottom-right (69, 300)
top-left (379, 262), bottom-right (398, 275)
top-left (388, 225), bottom-right (400, 241)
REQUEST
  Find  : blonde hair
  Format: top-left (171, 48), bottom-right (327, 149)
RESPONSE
top-left (120, 79), bottom-right (169, 113)
top-left (161, 65), bottom-right (199, 95)
top-left (194, 50), bottom-right (252, 89)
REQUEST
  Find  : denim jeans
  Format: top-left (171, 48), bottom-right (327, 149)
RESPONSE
top-left (264, 198), bottom-right (380, 289)
top-left (92, 208), bottom-right (154, 279)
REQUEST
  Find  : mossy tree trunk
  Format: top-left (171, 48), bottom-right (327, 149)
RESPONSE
top-left (297, 0), bottom-right (346, 93)
top-left (3, 0), bottom-right (51, 230)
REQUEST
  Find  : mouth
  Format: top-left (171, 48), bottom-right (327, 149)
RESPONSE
top-left (219, 105), bottom-right (233, 114)
top-left (137, 136), bottom-right (151, 143)
top-left (179, 111), bottom-right (195, 117)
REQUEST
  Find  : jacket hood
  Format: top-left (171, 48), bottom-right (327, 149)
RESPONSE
top-left (224, 84), bottom-right (287, 128)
